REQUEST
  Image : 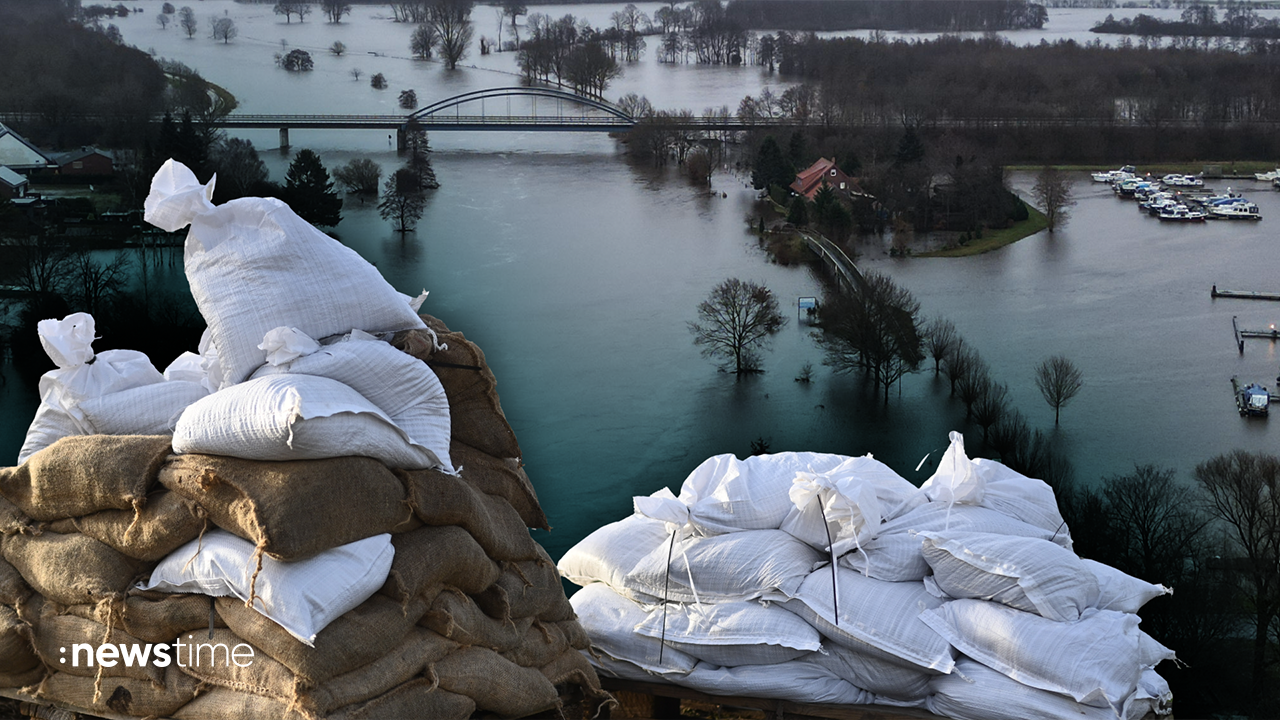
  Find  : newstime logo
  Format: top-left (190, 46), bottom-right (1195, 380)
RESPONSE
top-left (60, 636), bottom-right (254, 669)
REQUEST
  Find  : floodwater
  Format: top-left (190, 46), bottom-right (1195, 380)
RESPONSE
top-left (4, 2), bottom-right (1279, 560)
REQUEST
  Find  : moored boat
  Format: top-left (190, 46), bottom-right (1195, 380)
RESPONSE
top-left (1092, 165), bottom-right (1136, 183)
top-left (1157, 204), bottom-right (1208, 222)
top-left (1208, 202), bottom-right (1262, 220)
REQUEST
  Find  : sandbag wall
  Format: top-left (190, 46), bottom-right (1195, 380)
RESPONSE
top-left (559, 449), bottom-right (1177, 720)
top-left (0, 317), bottom-right (607, 720)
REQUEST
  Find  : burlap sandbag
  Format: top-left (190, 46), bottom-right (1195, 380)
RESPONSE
top-left (0, 494), bottom-right (35, 536)
top-left (216, 594), bottom-right (428, 686)
top-left (433, 645), bottom-right (560, 717)
top-left (476, 557), bottom-right (576, 623)
top-left (421, 586), bottom-right (533, 652)
top-left (450, 440), bottom-right (547, 530)
top-left (0, 604), bottom-right (39, 676)
top-left (557, 618), bottom-right (591, 651)
top-left (74, 490), bottom-right (207, 562)
top-left (0, 435), bottom-right (171, 522)
top-left (380, 526), bottom-right (499, 607)
top-left (173, 686), bottom-right (308, 720)
top-left (61, 592), bottom-right (222, 645)
top-left (544, 645), bottom-right (607, 693)
top-left (0, 555), bottom-right (33, 606)
top-left (3, 531), bottom-right (148, 606)
top-left (303, 628), bottom-right (458, 716)
top-left (29, 611), bottom-right (165, 686)
top-left (36, 665), bottom-right (197, 718)
top-left (502, 620), bottom-right (571, 669)
top-left (393, 316), bottom-right (521, 460)
top-left (401, 469), bottom-right (544, 562)
top-left (0, 666), bottom-right (46, 691)
top-left (160, 454), bottom-right (415, 561)
top-left (330, 677), bottom-right (475, 720)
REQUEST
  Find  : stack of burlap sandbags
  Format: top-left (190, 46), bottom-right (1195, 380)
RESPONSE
top-left (560, 433), bottom-right (1175, 720)
top-left (0, 315), bottom-right (608, 720)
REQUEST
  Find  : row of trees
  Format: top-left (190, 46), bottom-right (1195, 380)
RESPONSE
top-left (1092, 5), bottom-right (1280, 40)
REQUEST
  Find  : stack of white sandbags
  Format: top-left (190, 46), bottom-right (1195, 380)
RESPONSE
top-left (2, 159), bottom-right (608, 719)
top-left (560, 433), bottom-right (1175, 719)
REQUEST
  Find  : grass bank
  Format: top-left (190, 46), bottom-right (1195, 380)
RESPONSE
top-left (919, 204), bottom-right (1049, 258)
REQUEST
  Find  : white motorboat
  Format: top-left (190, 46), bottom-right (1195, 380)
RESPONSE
top-left (1092, 165), bottom-right (1136, 183)
top-left (1208, 202), bottom-right (1262, 220)
top-left (1161, 173), bottom-right (1205, 188)
top-left (1157, 204), bottom-right (1208, 222)
top-left (1254, 168), bottom-right (1280, 182)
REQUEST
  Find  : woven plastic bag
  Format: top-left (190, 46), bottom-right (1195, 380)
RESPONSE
top-left (18, 313), bottom-right (163, 463)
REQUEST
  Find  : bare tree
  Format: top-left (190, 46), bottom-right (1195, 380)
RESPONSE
top-left (1034, 354), bottom-right (1083, 425)
top-left (971, 379), bottom-right (1009, 442)
top-left (689, 278), bottom-right (787, 374)
top-left (156, 12), bottom-right (170, 29)
top-left (1194, 450), bottom-right (1280, 711)
top-left (1032, 166), bottom-right (1076, 232)
top-left (923, 316), bottom-right (958, 376)
top-left (330, 41), bottom-right (346, 56)
top-left (502, 0), bottom-right (526, 45)
top-left (69, 250), bottom-right (132, 316)
top-left (274, 1), bottom-right (312, 23)
top-left (378, 168), bottom-right (427, 232)
top-left (427, 0), bottom-right (475, 70)
top-left (320, 0), bottom-right (350, 24)
top-left (178, 6), bottom-right (198, 37)
top-left (350, 67), bottom-right (363, 82)
top-left (411, 23), bottom-right (438, 59)
top-left (820, 270), bottom-right (924, 403)
top-left (210, 16), bottom-right (237, 44)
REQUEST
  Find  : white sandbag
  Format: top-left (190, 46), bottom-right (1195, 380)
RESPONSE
top-left (927, 658), bottom-right (1125, 720)
top-left (778, 455), bottom-right (924, 556)
top-left (783, 568), bottom-right (955, 673)
top-left (163, 351), bottom-right (206, 384)
top-left (569, 583), bottom-right (697, 676)
top-left (633, 600), bottom-right (821, 667)
top-left (677, 452), bottom-right (856, 534)
top-left (557, 513), bottom-right (669, 601)
top-left (921, 600), bottom-right (1175, 712)
top-left (972, 458), bottom-right (1071, 542)
top-left (673, 658), bottom-right (873, 706)
top-left (144, 159), bottom-right (426, 388)
top-left (171, 374), bottom-right (445, 469)
top-left (1127, 668), bottom-right (1173, 718)
top-left (807, 640), bottom-right (932, 700)
top-left (920, 431), bottom-right (984, 505)
top-left (78, 380), bottom-right (209, 436)
top-left (921, 531), bottom-right (1099, 622)
top-left (251, 327), bottom-right (452, 471)
top-left (18, 313), bottom-right (164, 463)
top-left (841, 502), bottom-right (1069, 582)
top-left (1084, 559), bottom-right (1172, 614)
top-left (626, 529), bottom-right (823, 604)
top-left (142, 529), bottom-right (394, 646)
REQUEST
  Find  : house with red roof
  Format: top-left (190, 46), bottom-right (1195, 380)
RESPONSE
top-left (790, 158), bottom-right (865, 200)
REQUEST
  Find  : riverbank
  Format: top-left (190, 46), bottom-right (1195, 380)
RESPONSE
top-left (918, 204), bottom-right (1049, 258)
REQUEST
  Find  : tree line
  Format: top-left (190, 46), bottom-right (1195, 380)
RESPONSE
top-left (724, 0), bottom-right (1048, 32)
top-left (1093, 4), bottom-right (1280, 42)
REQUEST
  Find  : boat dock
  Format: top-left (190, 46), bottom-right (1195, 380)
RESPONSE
top-left (1212, 285), bottom-right (1280, 301)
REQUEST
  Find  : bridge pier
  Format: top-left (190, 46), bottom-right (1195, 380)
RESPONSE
top-left (396, 128), bottom-right (407, 152)
top-left (279, 127), bottom-right (290, 150)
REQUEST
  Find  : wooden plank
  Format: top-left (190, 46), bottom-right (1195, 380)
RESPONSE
top-left (599, 678), bottom-right (946, 720)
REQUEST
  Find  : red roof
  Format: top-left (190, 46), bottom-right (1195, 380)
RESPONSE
top-left (790, 158), bottom-right (861, 200)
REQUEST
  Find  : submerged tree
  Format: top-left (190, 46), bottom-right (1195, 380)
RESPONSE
top-left (333, 158), bottom-right (383, 196)
top-left (1194, 450), bottom-right (1280, 712)
top-left (428, 0), bottom-right (475, 70)
top-left (1032, 166), bottom-right (1076, 232)
top-left (378, 168), bottom-right (427, 232)
top-left (689, 278), bottom-right (787, 374)
top-left (1034, 354), bottom-right (1083, 425)
top-left (820, 270), bottom-right (924, 404)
